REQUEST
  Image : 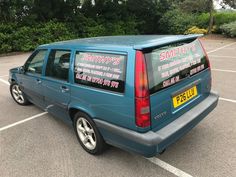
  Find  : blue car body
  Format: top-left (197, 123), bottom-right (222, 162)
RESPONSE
top-left (9, 35), bottom-right (219, 157)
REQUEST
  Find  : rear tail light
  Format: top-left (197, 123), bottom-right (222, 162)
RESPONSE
top-left (199, 39), bottom-right (211, 69)
top-left (135, 51), bottom-right (151, 128)
top-left (199, 39), bottom-right (212, 89)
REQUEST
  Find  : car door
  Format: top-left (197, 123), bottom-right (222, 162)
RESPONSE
top-left (20, 49), bottom-right (48, 109)
top-left (42, 49), bottom-right (72, 124)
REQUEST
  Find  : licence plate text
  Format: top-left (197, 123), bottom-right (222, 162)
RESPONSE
top-left (172, 86), bottom-right (198, 108)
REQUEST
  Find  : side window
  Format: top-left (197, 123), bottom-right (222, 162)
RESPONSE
top-left (25, 50), bottom-right (47, 74)
top-left (74, 51), bottom-right (126, 93)
top-left (45, 50), bottom-right (71, 81)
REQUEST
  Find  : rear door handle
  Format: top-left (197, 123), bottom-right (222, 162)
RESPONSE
top-left (61, 85), bottom-right (69, 93)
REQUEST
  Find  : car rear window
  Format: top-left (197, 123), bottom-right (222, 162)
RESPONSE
top-left (145, 39), bottom-right (209, 94)
top-left (74, 51), bottom-right (127, 93)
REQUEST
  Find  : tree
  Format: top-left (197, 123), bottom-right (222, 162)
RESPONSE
top-left (126, 0), bottom-right (162, 34)
top-left (207, 0), bottom-right (214, 34)
top-left (163, 0), bottom-right (215, 34)
top-left (0, 0), bottom-right (20, 22)
top-left (221, 0), bottom-right (236, 9)
top-left (177, 0), bottom-right (211, 13)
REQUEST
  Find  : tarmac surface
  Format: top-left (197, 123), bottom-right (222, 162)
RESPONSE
top-left (0, 37), bottom-right (236, 177)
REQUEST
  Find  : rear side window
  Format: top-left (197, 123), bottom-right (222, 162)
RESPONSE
top-left (145, 39), bottom-right (209, 94)
top-left (45, 50), bottom-right (71, 81)
top-left (74, 52), bottom-right (127, 93)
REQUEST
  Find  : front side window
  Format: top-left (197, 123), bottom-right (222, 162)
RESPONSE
top-left (74, 52), bottom-right (127, 93)
top-left (45, 50), bottom-right (71, 81)
top-left (25, 50), bottom-right (47, 74)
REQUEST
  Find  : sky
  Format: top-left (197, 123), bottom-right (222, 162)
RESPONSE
top-left (214, 0), bottom-right (222, 9)
top-left (214, 0), bottom-right (234, 9)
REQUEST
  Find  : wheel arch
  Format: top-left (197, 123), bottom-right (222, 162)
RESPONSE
top-left (68, 106), bottom-right (96, 123)
top-left (9, 73), bottom-right (19, 85)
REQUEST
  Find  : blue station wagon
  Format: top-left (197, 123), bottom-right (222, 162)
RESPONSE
top-left (9, 35), bottom-right (219, 157)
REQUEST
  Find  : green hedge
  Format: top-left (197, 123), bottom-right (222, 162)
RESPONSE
top-left (196, 13), bottom-right (210, 28)
top-left (195, 12), bottom-right (236, 30)
top-left (220, 21), bottom-right (236, 37)
top-left (1, 11), bottom-right (235, 54)
top-left (85, 20), bottom-right (138, 37)
top-left (0, 18), bottom-right (138, 54)
top-left (0, 21), bottom-right (76, 54)
top-left (214, 12), bottom-right (236, 26)
top-left (159, 11), bottom-right (236, 35)
top-left (159, 9), bottom-right (196, 34)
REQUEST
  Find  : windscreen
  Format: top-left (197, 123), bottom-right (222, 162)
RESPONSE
top-left (145, 39), bottom-right (209, 94)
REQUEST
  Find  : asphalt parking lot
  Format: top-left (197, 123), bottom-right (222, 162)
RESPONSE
top-left (0, 38), bottom-right (236, 177)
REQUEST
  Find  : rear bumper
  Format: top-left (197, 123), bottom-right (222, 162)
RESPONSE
top-left (94, 91), bottom-right (219, 157)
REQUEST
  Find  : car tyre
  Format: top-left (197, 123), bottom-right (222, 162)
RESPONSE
top-left (10, 83), bottom-right (30, 105)
top-left (73, 112), bottom-right (107, 155)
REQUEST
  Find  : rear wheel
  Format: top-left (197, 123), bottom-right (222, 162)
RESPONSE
top-left (10, 83), bottom-right (30, 105)
top-left (73, 112), bottom-right (107, 155)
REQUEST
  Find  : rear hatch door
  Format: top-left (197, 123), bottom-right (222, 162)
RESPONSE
top-left (144, 38), bottom-right (211, 131)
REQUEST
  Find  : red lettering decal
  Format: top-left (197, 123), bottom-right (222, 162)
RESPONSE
top-left (110, 81), bottom-right (119, 88)
top-left (103, 80), bottom-right (111, 86)
top-left (87, 76), bottom-right (92, 82)
top-left (160, 52), bottom-right (166, 61)
top-left (112, 57), bottom-right (121, 65)
top-left (82, 75), bottom-right (87, 81)
top-left (76, 74), bottom-right (82, 80)
top-left (166, 50), bottom-right (174, 59)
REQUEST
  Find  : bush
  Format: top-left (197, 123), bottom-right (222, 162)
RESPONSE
top-left (11, 26), bottom-right (36, 51)
top-left (0, 32), bottom-right (12, 53)
top-left (193, 12), bottom-right (236, 33)
top-left (102, 19), bottom-right (138, 36)
top-left (0, 18), bottom-right (139, 54)
top-left (184, 26), bottom-right (207, 34)
top-left (86, 24), bottom-right (107, 37)
top-left (196, 13), bottom-right (210, 28)
top-left (214, 12), bottom-right (236, 27)
top-left (159, 9), bottom-right (196, 34)
top-left (220, 21), bottom-right (236, 37)
top-left (34, 21), bottom-right (76, 44)
top-left (0, 21), bottom-right (76, 54)
top-left (0, 23), bottom-right (17, 34)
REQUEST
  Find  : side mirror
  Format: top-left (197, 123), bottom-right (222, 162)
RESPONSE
top-left (18, 66), bottom-right (25, 74)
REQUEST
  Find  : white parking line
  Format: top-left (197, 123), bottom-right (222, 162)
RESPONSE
top-left (0, 75), bottom-right (8, 78)
top-left (207, 42), bottom-right (236, 54)
top-left (212, 69), bottom-right (236, 73)
top-left (147, 157), bottom-right (193, 177)
top-left (202, 39), bottom-right (235, 43)
top-left (213, 47), bottom-right (235, 50)
top-left (209, 55), bottom-right (236, 59)
top-left (219, 97), bottom-right (236, 104)
top-left (207, 47), bottom-right (235, 50)
top-left (0, 78), bottom-right (10, 85)
top-left (0, 112), bottom-right (48, 132)
top-left (202, 39), bottom-right (235, 42)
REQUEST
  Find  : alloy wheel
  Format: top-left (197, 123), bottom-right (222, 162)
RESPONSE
top-left (76, 117), bottom-right (97, 150)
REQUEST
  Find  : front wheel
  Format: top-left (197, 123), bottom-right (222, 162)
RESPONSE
top-left (73, 112), bottom-right (107, 155)
top-left (10, 83), bottom-right (30, 105)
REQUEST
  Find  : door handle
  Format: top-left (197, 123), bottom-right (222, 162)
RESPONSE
top-left (61, 86), bottom-right (69, 93)
top-left (36, 78), bottom-right (42, 84)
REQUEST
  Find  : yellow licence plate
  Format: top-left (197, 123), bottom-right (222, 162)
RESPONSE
top-left (172, 86), bottom-right (198, 108)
